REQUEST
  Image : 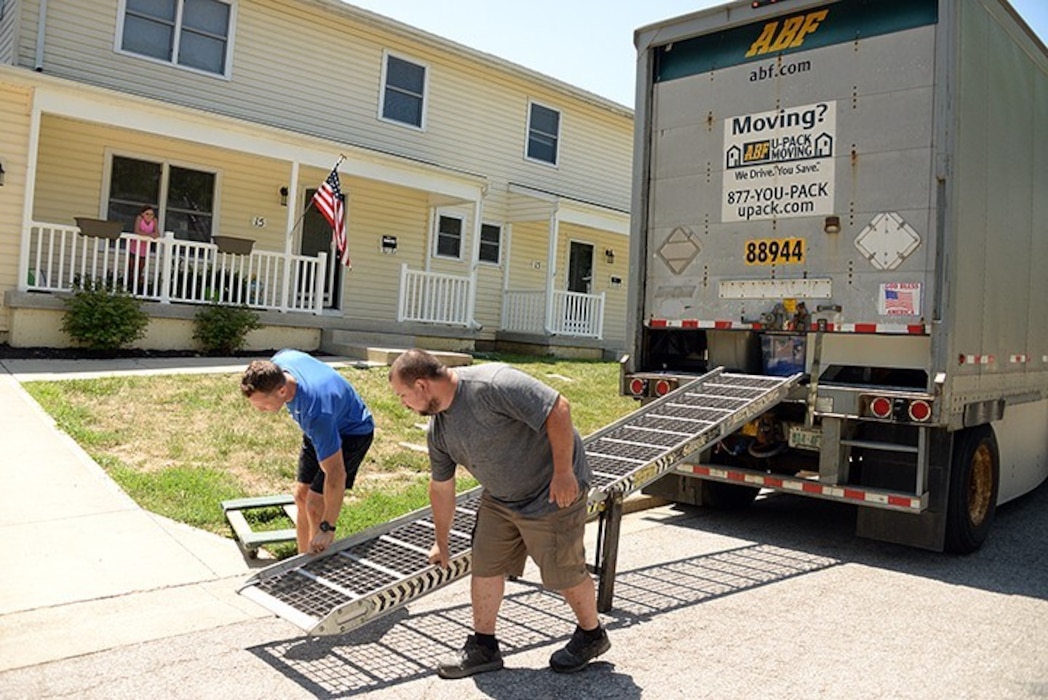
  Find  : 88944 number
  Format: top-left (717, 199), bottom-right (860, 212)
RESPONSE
top-left (745, 238), bottom-right (804, 265)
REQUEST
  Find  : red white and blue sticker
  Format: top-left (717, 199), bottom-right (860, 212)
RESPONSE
top-left (879, 282), bottom-right (921, 316)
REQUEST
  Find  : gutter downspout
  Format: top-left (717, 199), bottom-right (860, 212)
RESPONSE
top-left (35, 0), bottom-right (49, 71)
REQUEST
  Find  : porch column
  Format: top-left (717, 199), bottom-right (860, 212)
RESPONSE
top-left (17, 92), bottom-right (44, 293)
top-left (467, 198), bottom-right (484, 329)
top-left (544, 210), bottom-right (560, 334)
top-left (280, 162), bottom-right (301, 313)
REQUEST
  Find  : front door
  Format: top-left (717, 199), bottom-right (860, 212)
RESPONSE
top-left (568, 241), bottom-right (594, 294)
top-left (302, 189), bottom-right (341, 309)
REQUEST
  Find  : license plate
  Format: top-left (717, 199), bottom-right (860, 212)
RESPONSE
top-left (788, 425), bottom-right (822, 451)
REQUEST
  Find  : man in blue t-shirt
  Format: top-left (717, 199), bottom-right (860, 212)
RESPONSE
top-left (241, 349), bottom-right (374, 554)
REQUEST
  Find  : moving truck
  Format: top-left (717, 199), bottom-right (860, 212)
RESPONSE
top-left (625, 0), bottom-right (1048, 551)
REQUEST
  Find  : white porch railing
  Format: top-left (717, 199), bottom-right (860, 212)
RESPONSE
top-left (22, 222), bottom-right (326, 314)
top-left (397, 264), bottom-right (474, 326)
top-left (502, 289), bottom-right (605, 339)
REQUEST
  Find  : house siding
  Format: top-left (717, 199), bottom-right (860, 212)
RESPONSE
top-left (0, 0), bottom-right (19, 64)
top-left (338, 175), bottom-right (430, 323)
top-left (34, 115), bottom-right (289, 247)
top-left (0, 82), bottom-right (31, 335)
top-left (22, 0), bottom-right (631, 210)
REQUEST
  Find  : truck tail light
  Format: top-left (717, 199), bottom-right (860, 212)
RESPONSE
top-left (869, 396), bottom-right (893, 419)
top-left (654, 379), bottom-right (675, 396)
top-left (908, 399), bottom-right (932, 422)
top-left (628, 378), bottom-right (648, 397)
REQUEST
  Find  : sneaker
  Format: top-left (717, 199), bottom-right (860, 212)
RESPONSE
top-left (549, 625), bottom-right (611, 673)
top-left (436, 634), bottom-right (504, 679)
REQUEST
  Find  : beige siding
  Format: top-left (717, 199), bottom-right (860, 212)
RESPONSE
top-left (34, 115), bottom-right (291, 248)
top-left (29, 0), bottom-right (632, 211)
top-left (340, 176), bottom-right (430, 322)
top-left (0, 0), bottom-right (18, 64)
top-left (506, 221), bottom-right (552, 291)
top-left (0, 83), bottom-right (31, 335)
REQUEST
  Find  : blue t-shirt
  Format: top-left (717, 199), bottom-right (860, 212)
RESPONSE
top-left (273, 349), bottom-right (373, 462)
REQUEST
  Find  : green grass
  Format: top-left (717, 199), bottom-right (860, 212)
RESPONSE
top-left (22, 353), bottom-right (638, 557)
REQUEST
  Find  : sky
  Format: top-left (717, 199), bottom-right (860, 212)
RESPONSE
top-left (345, 0), bottom-right (1048, 108)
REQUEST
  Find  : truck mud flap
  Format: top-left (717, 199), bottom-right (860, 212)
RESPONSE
top-left (237, 368), bottom-right (801, 636)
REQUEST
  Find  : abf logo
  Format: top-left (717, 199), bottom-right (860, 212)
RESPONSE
top-left (743, 140), bottom-right (771, 164)
top-left (745, 9), bottom-right (829, 58)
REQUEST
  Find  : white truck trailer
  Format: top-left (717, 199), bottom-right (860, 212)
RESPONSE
top-left (626, 0), bottom-right (1048, 552)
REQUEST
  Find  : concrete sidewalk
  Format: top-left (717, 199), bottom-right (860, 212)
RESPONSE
top-left (0, 357), bottom-right (317, 672)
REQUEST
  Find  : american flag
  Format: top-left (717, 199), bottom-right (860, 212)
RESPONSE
top-left (312, 168), bottom-right (351, 267)
top-left (884, 288), bottom-right (915, 314)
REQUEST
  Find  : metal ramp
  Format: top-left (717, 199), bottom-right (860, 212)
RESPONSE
top-left (237, 368), bottom-right (801, 636)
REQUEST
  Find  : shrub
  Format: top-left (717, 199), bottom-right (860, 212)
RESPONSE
top-left (61, 279), bottom-right (149, 352)
top-left (193, 304), bottom-right (261, 355)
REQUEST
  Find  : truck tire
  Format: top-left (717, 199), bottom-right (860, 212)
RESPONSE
top-left (944, 425), bottom-right (999, 554)
top-left (701, 479), bottom-right (760, 510)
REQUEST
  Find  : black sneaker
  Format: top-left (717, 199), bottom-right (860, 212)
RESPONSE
top-left (437, 635), bottom-right (504, 679)
top-left (549, 625), bottom-right (611, 673)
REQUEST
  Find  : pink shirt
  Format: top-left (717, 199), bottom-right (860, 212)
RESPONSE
top-left (131, 216), bottom-right (156, 256)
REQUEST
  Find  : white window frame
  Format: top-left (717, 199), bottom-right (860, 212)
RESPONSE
top-left (433, 212), bottom-right (465, 261)
top-left (378, 50), bottom-right (429, 130)
top-left (525, 99), bottom-right (561, 167)
top-left (478, 222), bottom-right (503, 266)
top-left (103, 148), bottom-right (222, 242)
top-left (115, 0), bottom-right (238, 80)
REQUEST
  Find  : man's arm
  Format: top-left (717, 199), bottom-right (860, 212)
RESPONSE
top-left (546, 395), bottom-right (580, 508)
top-left (310, 450), bottom-right (347, 553)
top-left (428, 476), bottom-right (457, 568)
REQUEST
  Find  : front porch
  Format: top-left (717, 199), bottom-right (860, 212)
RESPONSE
top-left (13, 221), bottom-right (609, 357)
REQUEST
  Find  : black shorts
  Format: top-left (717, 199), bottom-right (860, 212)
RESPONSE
top-left (297, 432), bottom-right (374, 494)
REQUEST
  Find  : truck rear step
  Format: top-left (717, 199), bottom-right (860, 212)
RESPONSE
top-left (237, 368), bottom-right (801, 636)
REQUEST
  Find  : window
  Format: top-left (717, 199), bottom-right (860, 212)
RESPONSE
top-left (435, 215), bottom-right (463, 258)
top-left (527, 102), bottom-right (560, 165)
top-left (381, 54), bottom-right (427, 128)
top-left (120, 0), bottom-right (233, 76)
top-left (479, 224), bottom-right (502, 264)
top-left (107, 155), bottom-right (216, 242)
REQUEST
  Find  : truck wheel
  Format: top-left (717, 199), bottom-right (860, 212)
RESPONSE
top-left (701, 479), bottom-right (760, 510)
top-left (944, 425), bottom-right (999, 553)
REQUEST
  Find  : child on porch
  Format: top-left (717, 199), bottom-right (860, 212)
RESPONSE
top-left (131, 205), bottom-right (159, 289)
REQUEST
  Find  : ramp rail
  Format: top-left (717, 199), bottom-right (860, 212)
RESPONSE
top-left (238, 368), bottom-right (802, 635)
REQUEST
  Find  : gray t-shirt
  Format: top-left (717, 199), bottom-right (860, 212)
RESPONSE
top-left (428, 363), bottom-right (590, 516)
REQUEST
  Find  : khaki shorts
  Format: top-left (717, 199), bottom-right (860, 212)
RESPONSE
top-left (471, 492), bottom-right (589, 591)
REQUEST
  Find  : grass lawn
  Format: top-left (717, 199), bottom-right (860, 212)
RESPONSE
top-left (22, 354), bottom-right (638, 557)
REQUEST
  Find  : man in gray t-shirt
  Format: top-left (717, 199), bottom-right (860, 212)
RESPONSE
top-left (390, 349), bottom-right (610, 679)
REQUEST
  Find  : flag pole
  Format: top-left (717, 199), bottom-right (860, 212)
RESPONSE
top-left (284, 154), bottom-right (347, 247)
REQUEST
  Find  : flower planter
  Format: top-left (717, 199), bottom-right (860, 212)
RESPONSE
top-left (213, 236), bottom-right (255, 255)
top-left (74, 217), bottom-right (124, 240)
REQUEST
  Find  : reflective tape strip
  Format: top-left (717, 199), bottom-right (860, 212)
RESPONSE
top-left (1009, 354), bottom-right (1029, 364)
top-left (685, 464), bottom-right (925, 512)
top-left (958, 354), bottom-right (995, 365)
top-left (646, 320), bottom-right (926, 334)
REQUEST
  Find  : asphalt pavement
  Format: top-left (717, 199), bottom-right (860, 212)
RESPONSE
top-left (1, 356), bottom-right (1046, 699)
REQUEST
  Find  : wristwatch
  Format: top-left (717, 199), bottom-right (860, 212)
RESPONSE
top-left (319, 520), bottom-right (336, 533)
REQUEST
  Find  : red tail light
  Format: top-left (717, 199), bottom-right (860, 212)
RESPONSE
top-left (869, 396), bottom-right (893, 419)
top-left (654, 379), bottom-right (674, 396)
top-left (908, 400), bottom-right (932, 422)
top-left (628, 378), bottom-right (647, 397)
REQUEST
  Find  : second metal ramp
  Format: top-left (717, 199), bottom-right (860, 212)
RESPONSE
top-left (238, 368), bottom-right (801, 635)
